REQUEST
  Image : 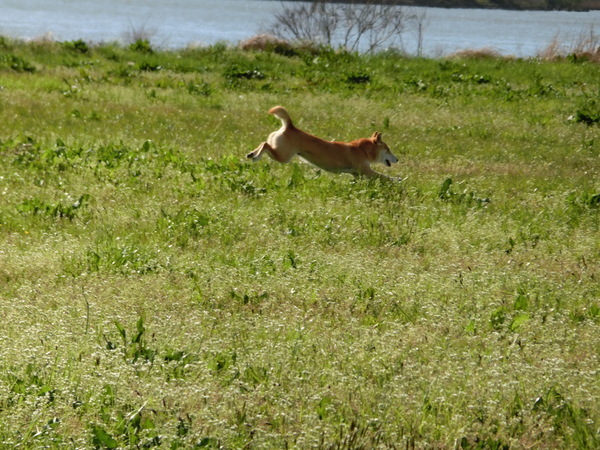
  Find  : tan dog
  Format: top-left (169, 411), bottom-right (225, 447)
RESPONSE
top-left (247, 106), bottom-right (399, 180)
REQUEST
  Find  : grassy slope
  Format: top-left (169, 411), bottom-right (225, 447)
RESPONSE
top-left (0, 39), bottom-right (599, 448)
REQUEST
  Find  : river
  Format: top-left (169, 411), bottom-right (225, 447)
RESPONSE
top-left (1, 0), bottom-right (598, 57)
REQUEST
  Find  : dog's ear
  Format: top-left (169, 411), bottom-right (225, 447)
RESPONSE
top-left (371, 131), bottom-right (382, 142)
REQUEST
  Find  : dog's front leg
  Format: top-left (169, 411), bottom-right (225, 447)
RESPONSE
top-left (358, 166), bottom-right (401, 182)
top-left (358, 166), bottom-right (389, 180)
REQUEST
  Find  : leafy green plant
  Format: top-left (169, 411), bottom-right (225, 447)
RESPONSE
top-left (17, 194), bottom-right (90, 221)
top-left (230, 289), bottom-right (269, 307)
top-left (208, 351), bottom-right (237, 377)
top-left (108, 316), bottom-right (156, 364)
top-left (90, 404), bottom-right (160, 448)
top-left (0, 53), bottom-right (35, 72)
top-left (533, 387), bottom-right (598, 448)
top-left (490, 307), bottom-right (507, 330)
top-left (316, 396), bottom-right (333, 420)
top-left (223, 63), bottom-right (267, 89)
top-left (571, 96), bottom-right (600, 125)
top-left (163, 350), bottom-right (198, 380)
top-left (5, 363), bottom-right (55, 402)
top-left (90, 424), bottom-right (118, 448)
top-left (509, 312), bottom-right (529, 331)
top-left (241, 365), bottom-right (269, 387)
top-left (84, 242), bottom-right (159, 275)
top-left (566, 189), bottom-right (600, 213)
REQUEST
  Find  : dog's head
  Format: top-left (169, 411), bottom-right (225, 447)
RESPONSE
top-left (371, 132), bottom-right (398, 167)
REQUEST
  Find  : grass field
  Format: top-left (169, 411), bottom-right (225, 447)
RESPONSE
top-left (0, 37), bottom-right (598, 448)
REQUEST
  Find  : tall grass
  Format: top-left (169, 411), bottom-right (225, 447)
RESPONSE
top-left (0, 36), bottom-right (598, 448)
top-left (539, 26), bottom-right (600, 62)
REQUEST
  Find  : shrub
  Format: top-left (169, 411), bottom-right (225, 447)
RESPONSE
top-left (63, 39), bottom-right (90, 54)
top-left (129, 39), bottom-right (153, 54)
top-left (268, 0), bottom-right (424, 54)
top-left (239, 34), bottom-right (298, 56)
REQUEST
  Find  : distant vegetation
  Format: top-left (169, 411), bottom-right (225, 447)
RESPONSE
top-left (0, 35), bottom-right (598, 448)
top-left (315, 0), bottom-right (598, 11)
top-left (266, 0), bottom-right (600, 57)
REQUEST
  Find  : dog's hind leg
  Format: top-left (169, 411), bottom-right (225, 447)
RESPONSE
top-left (247, 142), bottom-right (270, 161)
top-left (247, 142), bottom-right (292, 163)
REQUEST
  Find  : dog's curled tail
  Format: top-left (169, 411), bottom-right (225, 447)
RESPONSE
top-left (269, 106), bottom-right (293, 128)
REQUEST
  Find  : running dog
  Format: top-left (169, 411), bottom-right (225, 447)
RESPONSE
top-left (247, 106), bottom-right (399, 180)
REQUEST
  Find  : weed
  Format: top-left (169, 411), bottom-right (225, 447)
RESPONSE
top-left (138, 60), bottom-right (162, 72)
top-left (346, 72), bottom-right (371, 84)
top-left (0, 53), bottom-right (35, 72)
top-left (316, 396), bottom-right (333, 420)
top-left (83, 242), bottom-right (159, 275)
top-left (107, 316), bottom-right (157, 364)
top-left (572, 97), bottom-right (600, 125)
top-left (224, 63), bottom-right (267, 89)
top-left (438, 177), bottom-right (490, 207)
top-left (186, 80), bottom-right (212, 96)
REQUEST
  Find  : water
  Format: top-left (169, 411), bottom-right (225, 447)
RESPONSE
top-left (1, 0), bottom-right (598, 57)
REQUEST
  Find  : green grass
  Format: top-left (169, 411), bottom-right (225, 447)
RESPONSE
top-left (0, 37), bottom-right (598, 448)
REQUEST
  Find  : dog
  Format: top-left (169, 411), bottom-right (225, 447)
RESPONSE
top-left (247, 106), bottom-right (399, 180)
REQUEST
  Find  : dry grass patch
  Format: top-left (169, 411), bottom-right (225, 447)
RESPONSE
top-left (447, 47), bottom-right (507, 60)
